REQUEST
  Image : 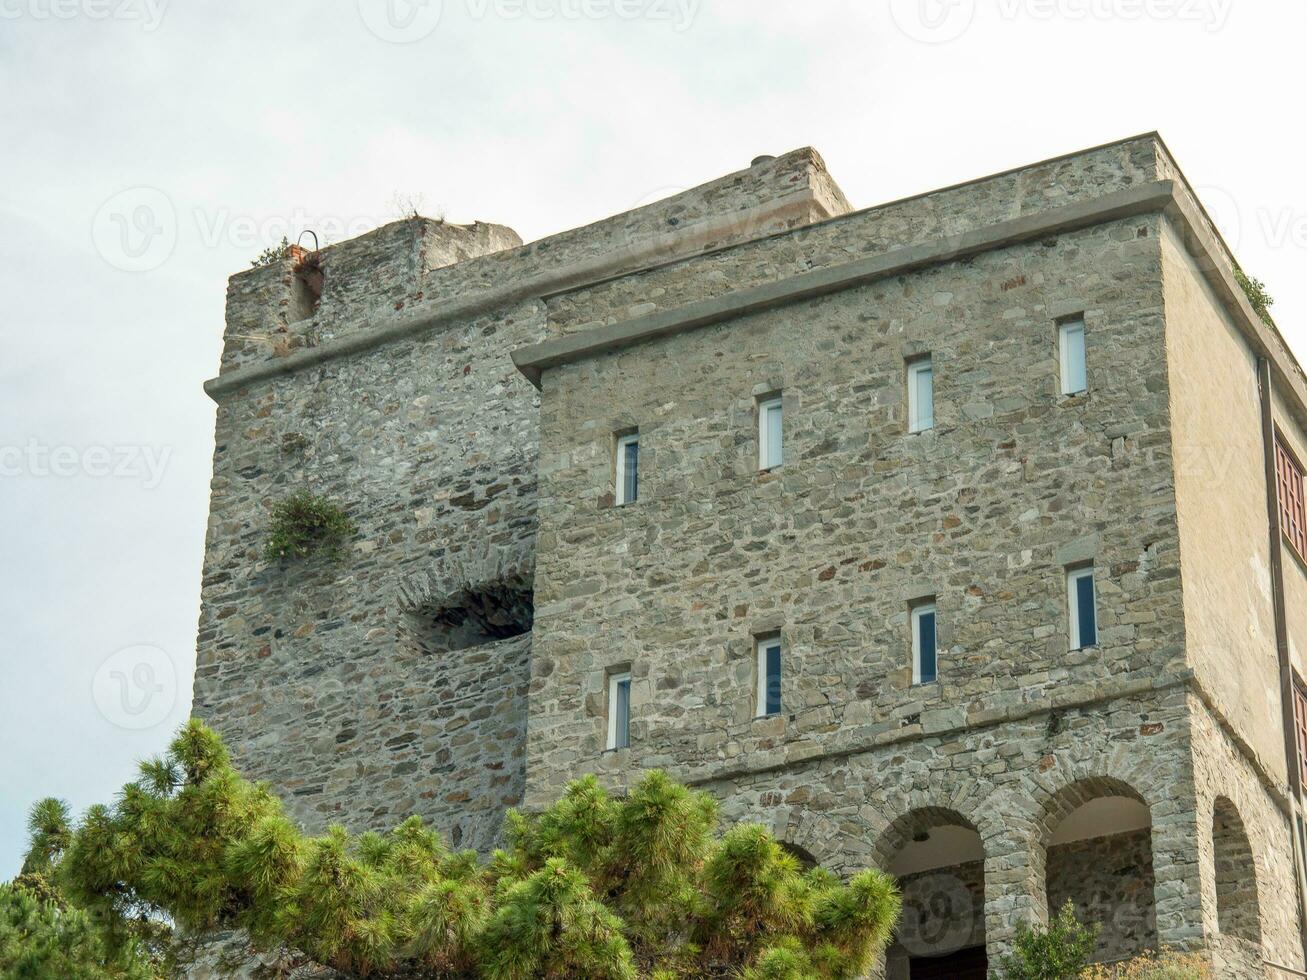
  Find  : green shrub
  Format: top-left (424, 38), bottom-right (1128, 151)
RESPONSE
top-left (264, 491), bottom-right (355, 562)
top-left (995, 901), bottom-right (1098, 979)
top-left (1235, 268), bottom-right (1275, 326)
top-left (250, 236), bottom-right (292, 268)
top-left (26, 720), bottom-right (901, 979)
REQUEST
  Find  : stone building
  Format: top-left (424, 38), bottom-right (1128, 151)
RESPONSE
top-left (195, 134), bottom-right (1307, 978)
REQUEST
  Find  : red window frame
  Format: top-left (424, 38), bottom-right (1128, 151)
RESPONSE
top-left (1295, 682), bottom-right (1307, 790)
top-left (1276, 432), bottom-right (1307, 562)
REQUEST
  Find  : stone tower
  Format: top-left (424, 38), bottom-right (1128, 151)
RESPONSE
top-left (193, 149), bottom-right (851, 853)
top-left (196, 135), bottom-right (1307, 977)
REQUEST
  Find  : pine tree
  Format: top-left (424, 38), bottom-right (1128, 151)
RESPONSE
top-left (21, 719), bottom-right (901, 978)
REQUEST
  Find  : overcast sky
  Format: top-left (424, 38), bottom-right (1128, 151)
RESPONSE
top-left (2, 0), bottom-right (1305, 874)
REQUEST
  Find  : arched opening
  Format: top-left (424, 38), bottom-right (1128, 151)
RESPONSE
top-left (1042, 777), bottom-right (1157, 965)
top-left (1212, 797), bottom-right (1261, 943)
top-left (877, 808), bottom-right (987, 980)
top-left (778, 841), bottom-right (819, 872)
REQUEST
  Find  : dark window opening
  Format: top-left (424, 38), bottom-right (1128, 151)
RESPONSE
top-left (405, 576), bottom-right (533, 655)
top-left (779, 842), bottom-right (819, 872)
top-left (290, 245), bottom-right (324, 320)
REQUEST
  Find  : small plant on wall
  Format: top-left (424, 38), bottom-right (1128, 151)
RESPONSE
top-left (264, 491), bottom-right (355, 562)
top-left (1234, 267), bottom-right (1274, 326)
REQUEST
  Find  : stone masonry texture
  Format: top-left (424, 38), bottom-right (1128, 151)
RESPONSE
top-left (195, 134), bottom-right (1307, 976)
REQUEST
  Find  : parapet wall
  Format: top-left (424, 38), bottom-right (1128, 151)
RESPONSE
top-left (214, 147), bottom-right (851, 376)
top-left (545, 134), bottom-right (1167, 335)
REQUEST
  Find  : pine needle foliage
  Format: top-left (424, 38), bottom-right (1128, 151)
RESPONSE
top-left (264, 491), bottom-right (356, 562)
top-left (995, 901), bottom-right (1099, 980)
top-left (0, 876), bottom-right (164, 978)
top-left (26, 720), bottom-right (901, 978)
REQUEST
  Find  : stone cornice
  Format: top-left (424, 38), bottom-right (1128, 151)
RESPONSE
top-left (512, 181), bottom-right (1177, 387)
top-left (512, 176), bottom-right (1307, 442)
top-left (672, 671), bottom-right (1294, 820)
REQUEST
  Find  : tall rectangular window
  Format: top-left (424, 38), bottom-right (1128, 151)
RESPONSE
top-left (758, 396), bottom-right (783, 470)
top-left (1294, 682), bottom-right (1307, 789)
top-left (756, 636), bottom-right (782, 717)
top-left (1276, 433), bottom-right (1307, 561)
top-left (911, 600), bottom-right (937, 684)
top-left (607, 670), bottom-right (631, 750)
top-left (907, 357), bottom-right (934, 433)
top-left (1059, 317), bottom-right (1088, 395)
top-left (1067, 566), bottom-right (1098, 650)
top-left (615, 432), bottom-right (639, 506)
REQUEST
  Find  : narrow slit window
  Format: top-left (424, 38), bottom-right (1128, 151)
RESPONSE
top-left (758, 396), bottom-right (783, 470)
top-left (607, 670), bottom-right (631, 750)
top-left (907, 357), bottom-right (934, 433)
top-left (1067, 566), bottom-right (1098, 650)
top-left (756, 636), bottom-right (782, 717)
top-left (615, 433), bottom-right (639, 506)
top-left (1059, 317), bottom-right (1088, 395)
top-left (911, 600), bottom-right (937, 685)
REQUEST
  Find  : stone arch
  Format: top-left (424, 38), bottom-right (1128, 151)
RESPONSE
top-left (778, 840), bottom-right (820, 872)
top-left (1036, 774), bottom-right (1157, 964)
top-left (1034, 774), bottom-right (1149, 847)
top-left (757, 806), bottom-right (866, 875)
top-left (875, 806), bottom-right (988, 979)
top-left (1212, 796), bottom-right (1261, 943)
top-left (872, 806), bottom-right (982, 871)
